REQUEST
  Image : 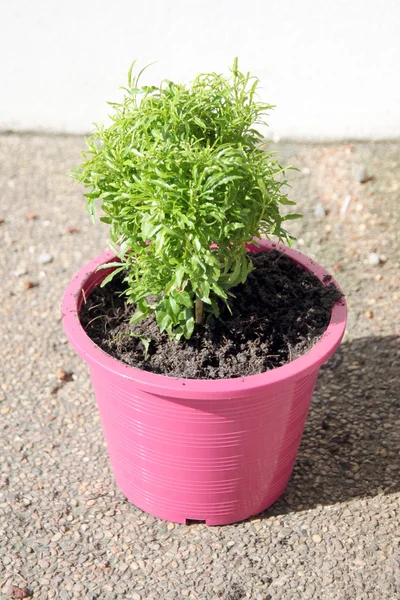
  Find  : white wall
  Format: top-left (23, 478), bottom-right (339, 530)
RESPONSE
top-left (1, 0), bottom-right (399, 139)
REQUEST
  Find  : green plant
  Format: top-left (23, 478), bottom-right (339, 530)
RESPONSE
top-left (72, 59), bottom-right (301, 340)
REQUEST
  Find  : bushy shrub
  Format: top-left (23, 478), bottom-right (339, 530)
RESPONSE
top-left (72, 59), bottom-right (300, 340)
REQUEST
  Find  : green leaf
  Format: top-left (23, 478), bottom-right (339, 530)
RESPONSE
top-left (241, 258), bottom-right (251, 283)
top-left (141, 215), bottom-right (162, 239)
top-left (99, 266), bottom-right (126, 287)
top-left (159, 312), bottom-right (172, 333)
top-left (192, 237), bottom-right (201, 252)
top-left (198, 280), bottom-right (211, 303)
top-left (211, 283), bottom-right (228, 299)
top-left (130, 309), bottom-right (149, 325)
top-left (85, 197), bottom-right (96, 220)
top-left (191, 255), bottom-right (207, 273)
top-left (153, 179), bottom-right (173, 190)
top-left (167, 266), bottom-right (185, 291)
top-left (184, 317), bottom-right (195, 339)
top-left (127, 60), bottom-right (137, 87)
top-left (278, 198), bottom-right (297, 206)
top-left (167, 295), bottom-right (180, 316)
top-left (173, 290), bottom-right (192, 308)
top-left (226, 260), bottom-right (242, 286)
top-left (135, 335), bottom-right (151, 358)
top-left (96, 262), bottom-right (125, 270)
top-left (210, 298), bottom-right (220, 318)
top-left (282, 213), bottom-right (303, 220)
top-left (130, 148), bottom-right (145, 157)
top-left (154, 229), bottom-right (166, 254)
top-left (193, 116), bottom-right (207, 128)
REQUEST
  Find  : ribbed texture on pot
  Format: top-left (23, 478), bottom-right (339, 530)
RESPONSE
top-left (90, 366), bottom-right (318, 525)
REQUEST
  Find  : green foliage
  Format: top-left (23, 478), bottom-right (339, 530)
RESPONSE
top-left (72, 59), bottom-right (301, 341)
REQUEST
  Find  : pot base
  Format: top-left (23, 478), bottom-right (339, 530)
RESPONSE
top-left (115, 474), bottom-right (290, 526)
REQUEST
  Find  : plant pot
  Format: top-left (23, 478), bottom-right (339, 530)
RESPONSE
top-left (62, 239), bottom-right (347, 525)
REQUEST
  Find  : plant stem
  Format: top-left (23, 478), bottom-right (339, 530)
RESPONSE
top-left (195, 297), bottom-right (204, 325)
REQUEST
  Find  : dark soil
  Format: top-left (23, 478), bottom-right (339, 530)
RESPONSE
top-left (80, 250), bottom-right (343, 379)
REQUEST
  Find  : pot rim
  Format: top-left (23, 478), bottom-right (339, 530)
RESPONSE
top-left (62, 239), bottom-right (347, 398)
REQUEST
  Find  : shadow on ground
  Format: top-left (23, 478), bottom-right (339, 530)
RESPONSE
top-left (263, 334), bottom-right (400, 516)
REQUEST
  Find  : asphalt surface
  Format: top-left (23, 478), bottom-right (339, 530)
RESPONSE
top-left (0, 134), bottom-right (399, 600)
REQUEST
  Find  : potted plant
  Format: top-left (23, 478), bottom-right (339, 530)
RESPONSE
top-left (63, 60), bottom-right (346, 525)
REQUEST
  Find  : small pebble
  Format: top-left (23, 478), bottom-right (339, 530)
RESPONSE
top-left (357, 166), bottom-right (370, 183)
top-left (365, 310), bottom-right (374, 319)
top-left (341, 194), bottom-right (352, 216)
top-left (302, 167), bottom-right (311, 175)
top-left (56, 368), bottom-right (69, 381)
top-left (66, 225), bottom-right (79, 234)
top-left (14, 267), bottom-right (28, 277)
top-left (380, 448), bottom-right (388, 458)
top-left (0, 217), bottom-right (5, 224)
top-left (312, 534), bottom-right (322, 543)
top-left (354, 557), bottom-right (366, 567)
top-left (5, 586), bottom-right (33, 599)
top-left (37, 253), bottom-right (53, 264)
top-left (25, 212), bottom-right (38, 220)
top-left (22, 280), bottom-right (35, 291)
top-left (368, 252), bottom-right (380, 266)
top-left (314, 203), bottom-right (326, 220)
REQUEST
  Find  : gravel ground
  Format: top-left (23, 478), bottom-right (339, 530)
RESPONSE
top-left (0, 134), bottom-right (399, 600)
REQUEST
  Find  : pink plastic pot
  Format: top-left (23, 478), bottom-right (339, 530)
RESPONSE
top-left (62, 240), bottom-right (346, 525)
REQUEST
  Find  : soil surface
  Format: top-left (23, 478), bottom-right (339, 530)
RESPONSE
top-left (80, 250), bottom-right (343, 379)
